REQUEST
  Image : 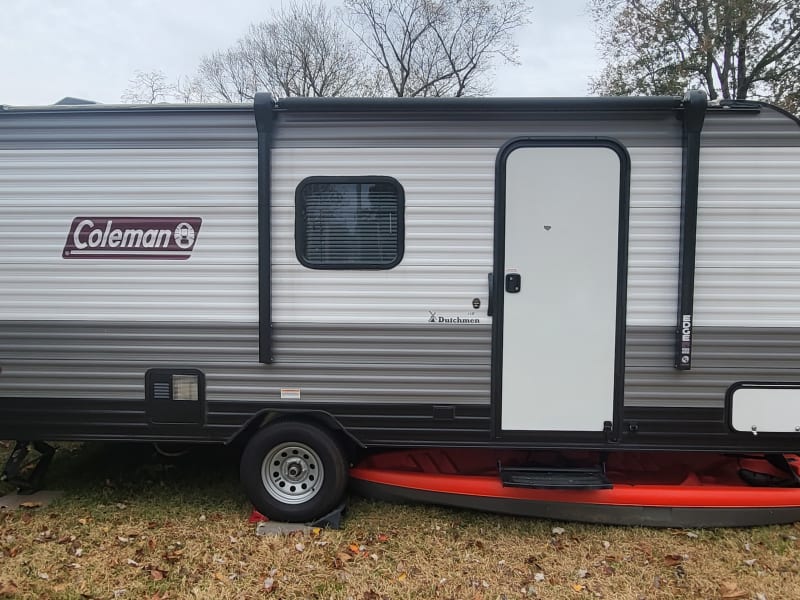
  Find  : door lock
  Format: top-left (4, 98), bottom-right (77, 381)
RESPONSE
top-left (505, 273), bottom-right (521, 293)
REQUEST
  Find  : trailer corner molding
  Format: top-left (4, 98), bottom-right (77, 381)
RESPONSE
top-left (62, 216), bottom-right (202, 260)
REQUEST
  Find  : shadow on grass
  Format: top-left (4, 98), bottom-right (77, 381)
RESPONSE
top-left (1, 441), bottom-right (248, 517)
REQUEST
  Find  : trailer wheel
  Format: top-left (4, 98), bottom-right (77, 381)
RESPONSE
top-left (240, 420), bottom-right (348, 522)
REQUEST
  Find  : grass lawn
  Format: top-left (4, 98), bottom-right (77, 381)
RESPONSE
top-left (1, 440), bottom-right (799, 599)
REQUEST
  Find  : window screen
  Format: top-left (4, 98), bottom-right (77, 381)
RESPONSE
top-left (295, 177), bottom-right (404, 269)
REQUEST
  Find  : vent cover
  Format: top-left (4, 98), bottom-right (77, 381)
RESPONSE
top-left (145, 368), bottom-right (205, 425)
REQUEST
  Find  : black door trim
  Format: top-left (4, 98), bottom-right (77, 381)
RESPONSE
top-left (490, 137), bottom-right (631, 443)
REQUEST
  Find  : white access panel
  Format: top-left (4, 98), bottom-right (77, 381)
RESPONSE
top-left (731, 387), bottom-right (800, 433)
top-left (501, 146), bottom-right (622, 432)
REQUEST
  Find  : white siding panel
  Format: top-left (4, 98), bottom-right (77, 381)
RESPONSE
top-left (0, 148), bottom-right (259, 321)
top-left (270, 147), bottom-right (496, 323)
top-left (625, 148), bottom-right (682, 325)
top-left (9, 145), bottom-right (797, 327)
top-left (694, 147), bottom-right (800, 326)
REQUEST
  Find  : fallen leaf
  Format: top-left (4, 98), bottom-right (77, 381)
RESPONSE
top-left (397, 572), bottom-right (407, 582)
top-left (664, 554), bottom-right (684, 566)
top-left (756, 593), bottom-right (767, 600)
top-left (149, 570), bottom-right (164, 581)
top-left (377, 533), bottom-right (389, 543)
top-left (534, 573), bottom-right (546, 582)
top-left (295, 543), bottom-right (305, 552)
top-left (263, 577), bottom-right (275, 592)
top-left (115, 503), bottom-right (127, 510)
top-left (719, 582), bottom-right (748, 599)
top-left (126, 559), bottom-right (140, 567)
top-left (19, 501), bottom-right (42, 509)
top-left (163, 549), bottom-right (183, 562)
top-left (37, 573), bottom-right (49, 580)
top-left (348, 544), bottom-right (360, 554)
top-left (75, 548), bottom-right (83, 557)
top-left (213, 572), bottom-right (227, 583)
top-left (577, 569), bottom-right (589, 578)
top-left (552, 527), bottom-right (565, 535)
top-left (685, 530), bottom-right (699, 539)
top-left (334, 552), bottom-right (353, 568)
top-left (743, 559), bottom-right (757, 567)
top-left (572, 584), bottom-right (585, 592)
top-left (78, 518), bottom-right (88, 526)
top-left (602, 540), bottom-right (611, 549)
top-left (0, 581), bottom-right (19, 596)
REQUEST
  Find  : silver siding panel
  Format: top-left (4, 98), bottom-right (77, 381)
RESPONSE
top-left (273, 111), bottom-right (683, 148)
top-left (703, 105), bottom-right (800, 147)
top-left (2, 323), bottom-right (800, 415)
top-left (0, 322), bottom-right (490, 407)
top-left (626, 327), bottom-right (800, 408)
top-left (1, 103), bottom-right (796, 152)
top-left (0, 109), bottom-right (256, 149)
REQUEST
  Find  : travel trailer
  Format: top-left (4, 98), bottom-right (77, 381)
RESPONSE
top-left (2, 92), bottom-right (800, 522)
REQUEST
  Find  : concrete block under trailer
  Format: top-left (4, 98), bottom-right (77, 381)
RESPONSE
top-left (1, 92), bottom-right (800, 523)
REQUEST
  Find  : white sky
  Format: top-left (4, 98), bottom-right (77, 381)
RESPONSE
top-left (0, 0), bottom-right (599, 106)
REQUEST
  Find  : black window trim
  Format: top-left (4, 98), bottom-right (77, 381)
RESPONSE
top-left (294, 175), bottom-right (405, 270)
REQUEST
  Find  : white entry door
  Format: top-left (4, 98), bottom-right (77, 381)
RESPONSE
top-left (498, 143), bottom-right (627, 433)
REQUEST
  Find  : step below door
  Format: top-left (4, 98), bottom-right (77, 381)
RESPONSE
top-left (494, 140), bottom-right (629, 435)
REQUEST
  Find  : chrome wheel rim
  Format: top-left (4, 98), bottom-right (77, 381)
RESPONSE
top-left (262, 442), bottom-right (324, 504)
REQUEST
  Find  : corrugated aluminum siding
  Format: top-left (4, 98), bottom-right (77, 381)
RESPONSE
top-left (0, 147), bottom-right (259, 321)
top-left (2, 102), bottom-right (800, 422)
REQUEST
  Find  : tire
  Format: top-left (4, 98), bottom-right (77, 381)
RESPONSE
top-left (239, 420), bottom-right (348, 522)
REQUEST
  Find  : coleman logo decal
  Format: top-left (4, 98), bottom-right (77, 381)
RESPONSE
top-left (62, 217), bottom-right (202, 260)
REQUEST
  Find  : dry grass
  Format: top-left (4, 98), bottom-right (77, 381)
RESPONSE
top-left (1, 441), bottom-right (800, 600)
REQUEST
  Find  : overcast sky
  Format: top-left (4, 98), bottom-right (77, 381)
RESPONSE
top-left (0, 0), bottom-right (599, 106)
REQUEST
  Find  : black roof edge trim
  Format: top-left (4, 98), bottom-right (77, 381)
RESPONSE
top-left (254, 93), bottom-right (276, 364)
top-left (674, 89), bottom-right (708, 371)
top-left (275, 95), bottom-right (684, 113)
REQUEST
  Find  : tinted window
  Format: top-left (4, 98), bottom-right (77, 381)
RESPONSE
top-left (295, 177), bottom-right (404, 269)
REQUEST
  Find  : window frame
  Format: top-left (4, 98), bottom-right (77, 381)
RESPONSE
top-left (294, 175), bottom-right (405, 270)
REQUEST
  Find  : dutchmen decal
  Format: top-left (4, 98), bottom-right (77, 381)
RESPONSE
top-left (62, 217), bottom-right (202, 260)
top-left (427, 311), bottom-right (481, 325)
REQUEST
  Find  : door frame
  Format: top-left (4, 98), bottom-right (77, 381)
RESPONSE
top-left (490, 138), bottom-right (632, 443)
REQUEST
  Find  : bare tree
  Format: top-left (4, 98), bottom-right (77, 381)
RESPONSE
top-left (121, 70), bottom-right (174, 104)
top-left (195, 0), bottom-right (369, 101)
top-left (590, 0), bottom-right (800, 108)
top-left (344, 0), bottom-right (531, 97)
top-left (172, 75), bottom-right (212, 104)
top-left (198, 45), bottom-right (257, 102)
